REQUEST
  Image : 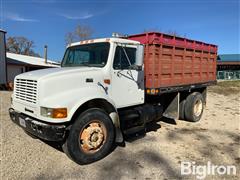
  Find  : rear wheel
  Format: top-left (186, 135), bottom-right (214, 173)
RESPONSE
top-left (63, 108), bottom-right (115, 165)
top-left (184, 92), bottom-right (204, 122)
top-left (179, 99), bottom-right (186, 120)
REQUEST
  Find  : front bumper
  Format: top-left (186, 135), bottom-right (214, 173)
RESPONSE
top-left (9, 108), bottom-right (66, 141)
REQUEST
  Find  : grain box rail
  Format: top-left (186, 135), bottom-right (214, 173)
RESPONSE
top-left (128, 32), bottom-right (217, 94)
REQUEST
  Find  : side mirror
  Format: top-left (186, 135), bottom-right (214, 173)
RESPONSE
top-left (135, 44), bottom-right (144, 70)
top-left (129, 64), bottom-right (143, 71)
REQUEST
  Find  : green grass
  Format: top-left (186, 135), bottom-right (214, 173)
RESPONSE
top-left (208, 80), bottom-right (240, 96)
top-left (216, 80), bottom-right (240, 87)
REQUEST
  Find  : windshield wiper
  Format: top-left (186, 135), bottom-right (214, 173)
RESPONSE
top-left (79, 62), bottom-right (91, 67)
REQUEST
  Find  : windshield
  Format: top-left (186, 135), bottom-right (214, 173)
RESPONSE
top-left (62, 42), bottom-right (110, 67)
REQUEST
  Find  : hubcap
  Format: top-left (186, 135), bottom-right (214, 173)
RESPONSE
top-left (193, 99), bottom-right (203, 117)
top-left (79, 121), bottom-right (106, 153)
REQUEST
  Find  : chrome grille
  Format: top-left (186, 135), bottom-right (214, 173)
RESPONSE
top-left (15, 79), bottom-right (37, 104)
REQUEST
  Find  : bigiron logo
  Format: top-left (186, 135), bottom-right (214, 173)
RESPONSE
top-left (181, 161), bottom-right (237, 179)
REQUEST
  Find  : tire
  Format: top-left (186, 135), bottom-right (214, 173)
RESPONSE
top-left (63, 108), bottom-right (115, 165)
top-left (184, 92), bottom-right (204, 122)
top-left (179, 99), bottom-right (186, 120)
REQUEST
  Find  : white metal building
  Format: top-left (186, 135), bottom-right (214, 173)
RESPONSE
top-left (6, 52), bottom-right (60, 82)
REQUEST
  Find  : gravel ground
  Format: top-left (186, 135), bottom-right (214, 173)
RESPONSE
top-left (0, 88), bottom-right (239, 180)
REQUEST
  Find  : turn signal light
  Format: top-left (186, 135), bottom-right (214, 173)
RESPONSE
top-left (151, 89), bottom-right (156, 94)
top-left (146, 89), bottom-right (159, 94)
top-left (41, 107), bottom-right (67, 118)
top-left (52, 108), bottom-right (67, 118)
top-left (104, 79), bottom-right (111, 85)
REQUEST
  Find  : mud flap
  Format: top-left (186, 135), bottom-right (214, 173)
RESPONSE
top-left (163, 92), bottom-right (179, 120)
top-left (109, 112), bottom-right (123, 142)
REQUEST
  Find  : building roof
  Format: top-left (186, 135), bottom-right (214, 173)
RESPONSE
top-left (7, 58), bottom-right (28, 65)
top-left (0, 29), bottom-right (6, 33)
top-left (217, 54), bottom-right (240, 62)
top-left (6, 52), bottom-right (60, 67)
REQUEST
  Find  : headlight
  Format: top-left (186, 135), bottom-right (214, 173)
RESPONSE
top-left (40, 107), bottom-right (67, 118)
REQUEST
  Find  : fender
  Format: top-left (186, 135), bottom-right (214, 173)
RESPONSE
top-left (40, 86), bottom-right (123, 142)
top-left (41, 85), bottom-right (115, 122)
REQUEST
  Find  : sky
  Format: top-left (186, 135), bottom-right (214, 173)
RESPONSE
top-left (0, 0), bottom-right (239, 62)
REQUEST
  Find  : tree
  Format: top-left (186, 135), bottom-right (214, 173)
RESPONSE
top-left (166, 30), bottom-right (187, 38)
top-left (6, 36), bottom-right (40, 57)
top-left (65, 24), bottom-right (93, 45)
top-left (166, 30), bottom-right (180, 36)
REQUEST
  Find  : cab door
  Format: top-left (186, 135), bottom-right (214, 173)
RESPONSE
top-left (110, 45), bottom-right (144, 108)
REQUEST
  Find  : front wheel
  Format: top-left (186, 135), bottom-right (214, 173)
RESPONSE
top-left (63, 108), bottom-right (115, 165)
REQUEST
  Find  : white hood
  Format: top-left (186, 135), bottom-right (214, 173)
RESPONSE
top-left (16, 67), bottom-right (101, 80)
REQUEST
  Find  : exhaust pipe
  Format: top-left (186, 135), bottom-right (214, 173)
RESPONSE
top-left (44, 45), bottom-right (47, 64)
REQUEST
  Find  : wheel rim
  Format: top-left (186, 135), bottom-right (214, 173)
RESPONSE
top-left (193, 99), bottom-right (203, 117)
top-left (79, 120), bottom-right (107, 153)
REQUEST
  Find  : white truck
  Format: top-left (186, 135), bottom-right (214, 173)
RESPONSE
top-left (9, 32), bottom-right (217, 164)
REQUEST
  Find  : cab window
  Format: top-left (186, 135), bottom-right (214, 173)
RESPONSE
top-left (113, 46), bottom-right (136, 70)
